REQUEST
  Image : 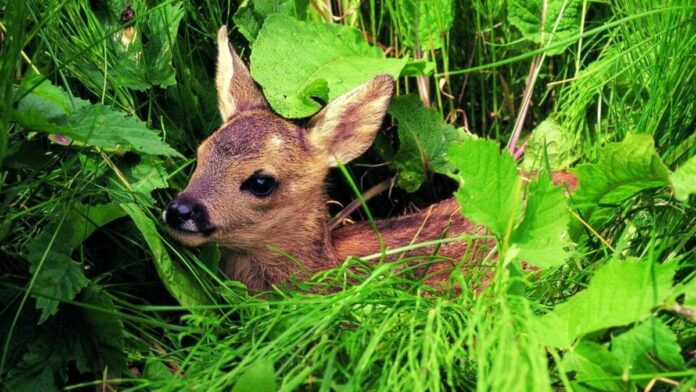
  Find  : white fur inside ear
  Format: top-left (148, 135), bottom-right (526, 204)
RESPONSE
top-left (216, 26), bottom-right (236, 121)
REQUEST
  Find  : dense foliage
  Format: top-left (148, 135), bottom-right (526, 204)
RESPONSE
top-left (1, 0), bottom-right (694, 390)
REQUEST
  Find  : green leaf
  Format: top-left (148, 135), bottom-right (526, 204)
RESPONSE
top-left (562, 342), bottom-right (626, 392)
top-left (80, 285), bottom-right (127, 377)
top-left (393, 0), bottom-right (454, 51)
top-left (112, 2), bottom-right (185, 89)
top-left (670, 155), bottom-right (696, 201)
top-left (120, 203), bottom-right (209, 308)
top-left (537, 258), bottom-right (677, 349)
top-left (508, 0), bottom-right (583, 55)
top-left (510, 171), bottom-right (570, 268)
top-left (251, 14), bottom-right (407, 118)
top-left (522, 117), bottom-right (577, 171)
top-left (233, 0), bottom-right (309, 43)
top-left (611, 318), bottom-right (685, 381)
top-left (388, 95), bottom-right (463, 192)
top-left (13, 79), bottom-right (181, 156)
top-left (232, 358), bottom-right (276, 392)
top-left (573, 134), bottom-right (670, 232)
top-left (449, 138), bottom-right (520, 237)
top-left (27, 202), bottom-right (126, 323)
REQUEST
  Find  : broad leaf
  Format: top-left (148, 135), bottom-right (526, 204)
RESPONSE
top-left (393, 0), bottom-right (454, 51)
top-left (537, 258), bottom-right (677, 349)
top-left (670, 155), bottom-right (696, 201)
top-left (232, 358), bottom-right (276, 392)
top-left (233, 0), bottom-right (309, 42)
top-left (27, 202), bottom-right (125, 323)
top-left (251, 14), bottom-right (407, 118)
top-left (508, 0), bottom-right (583, 55)
top-left (562, 342), bottom-right (626, 392)
top-left (80, 285), bottom-right (127, 377)
top-left (522, 116), bottom-right (577, 171)
top-left (14, 79), bottom-right (181, 156)
top-left (449, 138), bottom-right (520, 237)
top-left (121, 203), bottom-right (209, 308)
top-left (572, 134), bottom-right (670, 232)
top-left (388, 95), bottom-right (463, 192)
top-left (510, 171), bottom-right (570, 268)
top-left (611, 318), bottom-right (685, 382)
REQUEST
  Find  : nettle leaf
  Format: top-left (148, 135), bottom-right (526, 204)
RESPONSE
top-left (572, 134), bottom-right (669, 232)
top-left (508, 0), bottom-right (583, 55)
top-left (537, 258), bottom-right (677, 349)
top-left (510, 171), bottom-right (570, 268)
top-left (13, 79), bottom-right (181, 157)
top-left (611, 318), bottom-right (685, 380)
top-left (449, 138), bottom-right (520, 237)
top-left (388, 95), bottom-right (463, 192)
top-left (522, 116), bottom-right (577, 171)
top-left (121, 203), bottom-right (209, 308)
top-left (233, 0), bottom-right (309, 43)
top-left (670, 155), bottom-right (696, 201)
top-left (251, 14), bottom-right (407, 118)
top-left (393, 0), bottom-right (454, 51)
top-left (27, 203), bottom-right (126, 323)
top-left (562, 342), bottom-right (626, 392)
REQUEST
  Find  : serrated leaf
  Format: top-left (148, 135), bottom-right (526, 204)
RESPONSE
top-left (121, 203), bottom-right (209, 308)
top-left (508, 0), bottom-right (583, 55)
top-left (27, 202), bottom-right (126, 323)
top-left (232, 358), bottom-right (276, 392)
top-left (251, 14), bottom-right (407, 118)
top-left (13, 79), bottom-right (181, 156)
top-left (449, 138), bottom-right (520, 237)
top-left (537, 258), bottom-right (677, 349)
top-left (81, 285), bottom-right (126, 377)
top-left (393, 0), bottom-right (454, 51)
top-left (562, 342), bottom-right (626, 392)
top-left (522, 116), bottom-right (577, 171)
top-left (510, 171), bottom-right (570, 268)
top-left (670, 155), bottom-right (696, 201)
top-left (388, 95), bottom-right (463, 192)
top-left (233, 0), bottom-right (309, 43)
top-left (573, 134), bottom-right (670, 232)
top-left (611, 318), bottom-right (685, 382)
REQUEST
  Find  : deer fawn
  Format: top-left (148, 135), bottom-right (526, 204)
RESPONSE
top-left (163, 27), bottom-right (576, 291)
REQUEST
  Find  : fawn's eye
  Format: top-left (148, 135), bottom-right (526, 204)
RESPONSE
top-left (241, 173), bottom-right (277, 197)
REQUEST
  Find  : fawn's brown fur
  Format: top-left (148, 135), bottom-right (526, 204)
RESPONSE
top-left (164, 27), bottom-right (577, 291)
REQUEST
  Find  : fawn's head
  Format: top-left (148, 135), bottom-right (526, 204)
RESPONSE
top-left (164, 26), bottom-right (394, 252)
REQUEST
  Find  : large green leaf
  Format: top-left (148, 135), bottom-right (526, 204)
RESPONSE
top-left (449, 138), bottom-right (520, 237)
top-left (562, 342), bottom-right (625, 392)
top-left (233, 0), bottom-right (309, 43)
top-left (508, 0), bottom-right (583, 55)
top-left (392, 0), bottom-right (454, 51)
top-left (27, 202), bottom-right (126, 323)
top-left (251, 14), bottom-right (407, 118)
top-left (510, 171), bottom-right (570, 268)
top-left (231, 358), bottom-right (276, 392)
top-left (388, 95), bottom-right (463, 192)
top-left (121, 203), bottom-right (209, 308)
top-left (537, 258), bottom-right (677, 349)
top-left (13, 79), bottom-right (181, 157)
top-left (670, 155), bottom-right (696, 201)
top-left (572, 134), bottom-right (670, 231)
top-left (611, 318), bottom-right (685, 381)
top-left (522, 116), bottom-right (577, 171)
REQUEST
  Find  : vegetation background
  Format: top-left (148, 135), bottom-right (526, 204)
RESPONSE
top-left (0, 0), bottom-right (695, 390)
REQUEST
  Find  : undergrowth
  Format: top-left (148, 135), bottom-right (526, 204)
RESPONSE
top-left (1, 0), bottom-right (695, 391)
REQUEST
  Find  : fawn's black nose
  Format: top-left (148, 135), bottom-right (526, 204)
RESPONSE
top-left (163, 197), bottom-right (212, 234)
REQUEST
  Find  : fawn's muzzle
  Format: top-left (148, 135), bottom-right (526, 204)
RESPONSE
top-left (163, 196), bottom-right (214, 235)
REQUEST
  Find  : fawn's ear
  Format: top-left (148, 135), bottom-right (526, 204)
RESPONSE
top-left (307, 74), bottom-right (394, 166)
top-left (216, 26), bottom-right (267, 122)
